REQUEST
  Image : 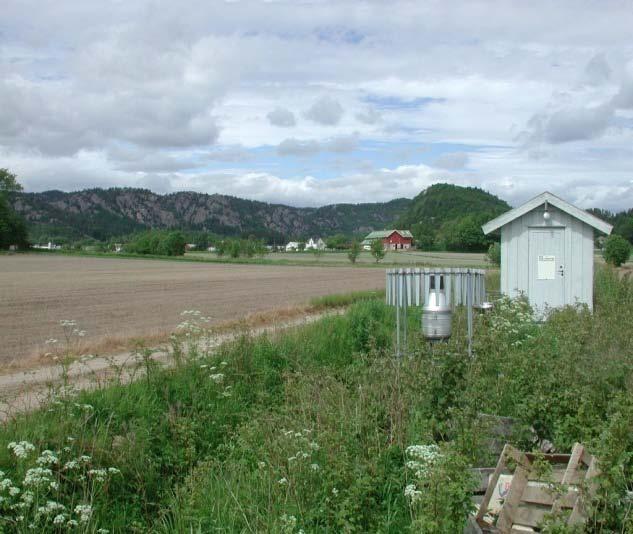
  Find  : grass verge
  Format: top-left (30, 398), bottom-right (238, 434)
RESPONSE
top-left (0, 268), bottom-right (630, 531)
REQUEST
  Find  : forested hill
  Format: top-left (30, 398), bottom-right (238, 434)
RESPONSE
top-left (396, 183), bottom-right (511, 250)
top-left (10, 188), bottom-right (411, 243)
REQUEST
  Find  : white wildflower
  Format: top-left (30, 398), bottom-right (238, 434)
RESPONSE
top-left (331, 487), bottom-right (339, 496)
top-left (36, 450), bottom-right (59, 466)
top-left (9, 486), bottom-right (20, 496)
top-left (404, 483), bottom-right (423, 503)
top-left (23, 467), bottom-right (53, 488)
top-left (63, 460), bottom-right (79, 471)
top-left (74, 504), bottom-right (92, 523)
top-left (257, 461), bottom-right (266, 469)
top-left (88, 469), bottom-right (108, 483)
top-left (210, 373), bottom-right (224, 383)
top-left (278, 477), bottom-right (288, 485)
top-left (310, 463), bottom-right (320, 471)
top-left (53, 514), bottom-right (66, 525)
top-left (37, 501), bottom-right (66, 517)
top-left (405, 444), bottom-right (442, 479)
top-left (8, 441), bottom-right (36, 459)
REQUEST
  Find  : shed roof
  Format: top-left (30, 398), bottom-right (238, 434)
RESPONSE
top-left (365, 229), bottom-right (413, 239)
top-left (482, 191), bottom-right (613, 235)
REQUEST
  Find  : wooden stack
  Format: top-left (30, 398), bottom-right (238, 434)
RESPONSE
top-left (468, 443), bottom-right (598, 533)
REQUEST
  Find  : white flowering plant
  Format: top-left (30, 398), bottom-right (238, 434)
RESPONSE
top-left (488, 296), bottom-right (538, 348)
top-left (404, 443), bottom-right (475, 531)
top-left (0, 439), bottom-right (120, 532)
top-left (171, 310), bottom-right (213, 364)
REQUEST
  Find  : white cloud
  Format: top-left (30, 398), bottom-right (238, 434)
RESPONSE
top-left (2, 0), bottom-right (633, 210)
top-left (355, 107), bottom-right (381, 124)
top-left (582, 53), bottom-right (611, 86)
top-left (267, 107), bottom-right (296, 127)
top-left (277, 134), bottom-right (358, 156)
top-left (304, 96), bottom-right (344, 126)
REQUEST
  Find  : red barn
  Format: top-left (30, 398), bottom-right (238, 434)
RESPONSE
top-left (362, 230), bottom-right (414, 250)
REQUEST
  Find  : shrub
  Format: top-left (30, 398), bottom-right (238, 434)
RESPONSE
top-left (347, 299), bottom-right (391, 354)
top-left (603, 234), bottom-right (631, 266)
top-left (370, 239), bottom-right (385, 262)
top-left (158, 231), bottom-right (186, 256)
top-left (347, 240), bottom-right (361, 263)
top-left (125, 230), bottom-right (186, 256)
top-left (486, 242), bottom-right (501, 266)
top-left (404, 444), bottom-right (475, 532)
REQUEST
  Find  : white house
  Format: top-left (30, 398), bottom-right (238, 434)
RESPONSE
top-left (305, 237), bottom-right (326, 250)
top-left (33, 242), bottom-right (61, 250)
top-left (482, 191), bottom-right (612, 312)
top-left (285, 241), bottom-right (300, 252)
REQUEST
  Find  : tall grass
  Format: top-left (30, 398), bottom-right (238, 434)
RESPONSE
top-left (0, 267), bottom-right (631, 531)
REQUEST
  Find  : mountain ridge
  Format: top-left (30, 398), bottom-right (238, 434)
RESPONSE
top-left (11, 187), bottom-right (412, 242)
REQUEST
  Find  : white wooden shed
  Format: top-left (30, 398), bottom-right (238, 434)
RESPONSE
top-left (482, 192), bottom-right (612, 311)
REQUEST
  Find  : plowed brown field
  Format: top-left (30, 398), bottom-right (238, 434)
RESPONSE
top-left (0, 254), bottom-right (384, 366)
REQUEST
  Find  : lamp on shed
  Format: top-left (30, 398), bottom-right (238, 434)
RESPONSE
top-left (543, 200), bottom-right (551, 221)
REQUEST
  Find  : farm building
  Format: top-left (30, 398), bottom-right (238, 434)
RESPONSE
top-left (285, 241), bottom-right (300, 252)
top-left (362, 230), bottom-right (413, 251)
top-left (482, 191), bottom-right (612, 311)
top-left (305, 237), bottom-right (326, 250)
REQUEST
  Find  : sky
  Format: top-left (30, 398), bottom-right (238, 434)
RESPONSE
top-left (2, 1), bottom-right (633, 211)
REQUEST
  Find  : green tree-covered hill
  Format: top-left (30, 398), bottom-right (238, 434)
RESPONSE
top-left (396, 183), bottom-right (511, 250)
top-left (10, 188), bottom-right (411, 244)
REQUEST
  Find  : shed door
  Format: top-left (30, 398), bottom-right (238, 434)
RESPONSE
top-left (528, 228), bottom-right (565, 310)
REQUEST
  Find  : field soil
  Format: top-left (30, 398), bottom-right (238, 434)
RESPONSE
top-left (187, 250), bottom-right (488, 266)
top-left (0, 254), bottom-right (383, 367)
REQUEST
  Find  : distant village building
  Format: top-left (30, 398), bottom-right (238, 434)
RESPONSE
top-left (113, 243), bottom-right (123, 253)
top-left (305, 237), bottom-right (326, 250)
top-left (33, 242), bottom-right (61, 250)
top-left (482, 191), bottom-right (612, 312)
top-left (285, 241), bottom-right (300, 252)
top-left (362, 230), bottom-right (413, 251)
top-left (185, 243), bottom-right (197, 251)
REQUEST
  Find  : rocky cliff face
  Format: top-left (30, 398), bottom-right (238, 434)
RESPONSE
top-left (12, 188), bottom-right (411, 241)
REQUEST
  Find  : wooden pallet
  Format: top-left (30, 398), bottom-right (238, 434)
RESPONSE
top-left (471, 443), bottom-right (598, 533)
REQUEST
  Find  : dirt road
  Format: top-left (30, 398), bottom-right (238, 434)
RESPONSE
top-left (0, 254), bottom-right (384, 366)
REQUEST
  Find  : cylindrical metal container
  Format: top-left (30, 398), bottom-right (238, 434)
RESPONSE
top-left (422, 277), bottom-right (452, 340)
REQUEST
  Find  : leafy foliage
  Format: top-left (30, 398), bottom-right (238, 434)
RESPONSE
top-left (486, 242), bottom-right (501, 266)
top-left (603, 234), bottom-right (631, 266)
top-left (398, 183), bottom-right (509, 251)
top-left (124, 230), bottom-right (186, 256)
top-left (0, 169), bottom-right (28, 249)
top-left (589, 207), bottom-right (633, 245)
top-left (370, 238), bottom-right (385, 262)
top-left (215, 237), bottom-right (266, 258)
top-left (347, 239), bottom-right (361, 263)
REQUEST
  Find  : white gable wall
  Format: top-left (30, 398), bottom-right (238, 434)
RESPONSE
top-left (500, 204), bottom-right (595, 310)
